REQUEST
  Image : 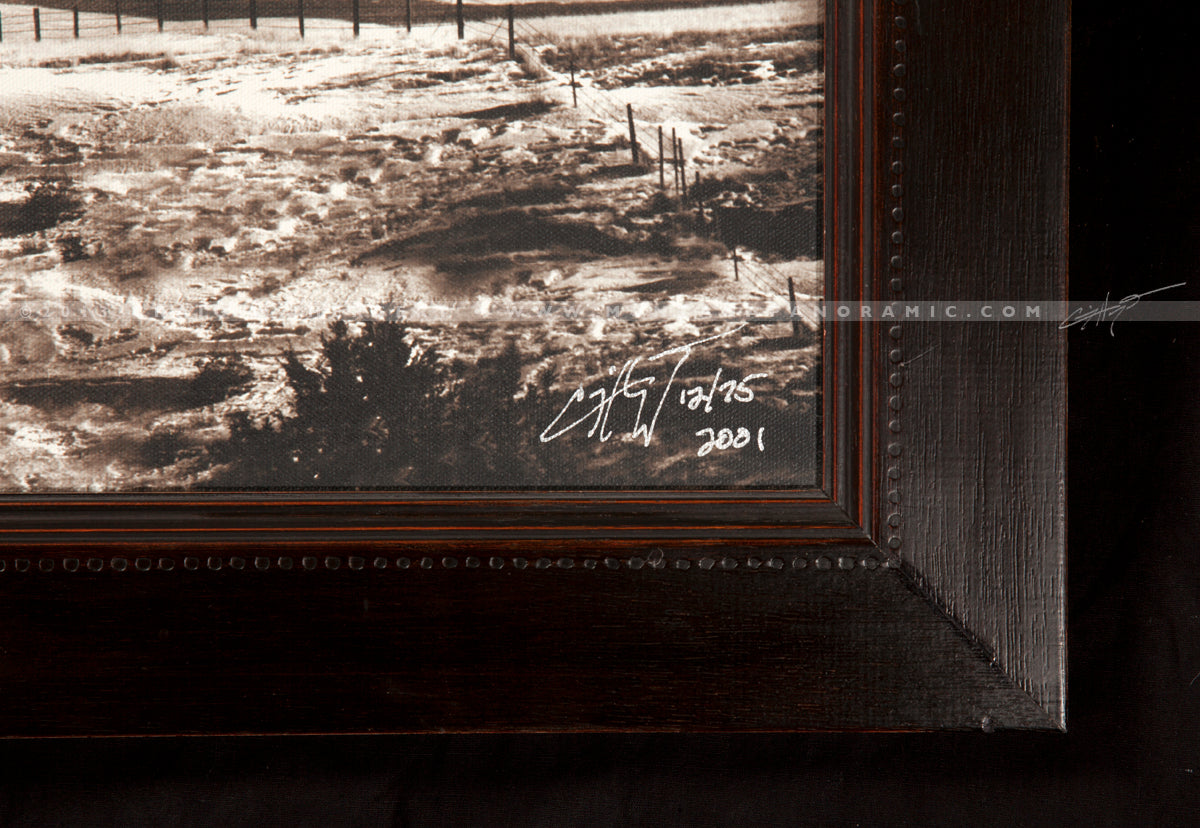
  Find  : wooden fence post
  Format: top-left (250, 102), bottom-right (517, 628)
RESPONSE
top-left (73, 5), bottom-right (79, 38)
top-left (658, 126), bottom-right (664, 188)
top-left (569, 60), bottom-right (577, 108)
top-left (405, 0), bottom-right (411, 33)
top-left (677, 136), bottom-right (686, 202)
top-left (155, 0), bottom-right (163, 32)
top-left (788, 276), bottom-right (801, 338)
top-left (250, 0), bottom-right (257, 30)
top-left (33, 7), bottom-right (40, 41)
top-left (508, 4), bottom-right (515, 60)
top-left (456, 0), bottom-right (463, 40)
top-left (732, 250), bottom-right (739, 282)
top-left (626, 104), bottom-right (639, 165)
top-left (202, 0), bottom-right (208, 30)
top-left (115, 0), bottom-right (121, 34)
top-left (352, 0), bottom-right (360, 37)
top-left (298, 0), bottom-right (304, 37)
top-left (671, 128), bottom-right (678, 196)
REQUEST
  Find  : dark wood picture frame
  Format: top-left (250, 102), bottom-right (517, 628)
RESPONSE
top-left (0, 0), bottom-right (1067, 734)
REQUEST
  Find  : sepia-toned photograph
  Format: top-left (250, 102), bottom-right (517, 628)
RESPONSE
top-left (0, 0), bottom-right (823, 490)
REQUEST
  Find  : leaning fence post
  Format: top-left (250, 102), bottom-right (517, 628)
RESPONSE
top-left (678, 137), bottom-right (687, 202)
top-left (115, 0), bottom-right (121, 33)
top-left (33, 7), bottom-right (40, 41)
top-left (250, 0), bottom-right (257, 29)
top-left (788, 276), bottom-right (801, 339)
top-left (626, 105), bottom-right (639, 165)
top-left (456, 0), bottom-right (463, 39)
top-left (671, 128), bottom-right (679, 196)
top-left (508, 4), bottom-right (515, 60)
top-left (73, 5), bottom-right (79, 37)
top-left (297, 0), bottom-right (304, 37)
top-left (352, 0), bottom-right (360, 37)
top-left (155, 0), bottom-right (163, 31)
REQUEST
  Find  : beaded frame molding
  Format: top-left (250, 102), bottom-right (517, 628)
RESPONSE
top-left (1, 550), bottom-right (895, 575)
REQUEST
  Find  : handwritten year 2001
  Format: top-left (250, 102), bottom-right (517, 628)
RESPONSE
top-left (694, 426), bottom-right (766, 457)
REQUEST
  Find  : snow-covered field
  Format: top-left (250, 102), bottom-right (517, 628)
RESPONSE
top-left (0, 1), bottom-right (823, 490)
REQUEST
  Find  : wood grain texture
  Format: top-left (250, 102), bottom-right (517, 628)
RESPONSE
top-left (0, 561), bottom-right (1052, 734)
top-left (895, 0), bottom-right (1068, 725)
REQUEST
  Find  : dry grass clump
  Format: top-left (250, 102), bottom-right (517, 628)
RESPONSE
top-left (77, 50), bottom-right (171, 65)
top-left (89, 104), bottom-right (254, 145)
top-left (527, 0), bottom-right (816, 43)
top-left (542, 23), bottom-right (819, 72)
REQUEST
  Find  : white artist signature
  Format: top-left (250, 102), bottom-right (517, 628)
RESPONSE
top-left (539, 324), bottom-right (769, 453)
top-left (1060, 281), bottom-right (1186, 335)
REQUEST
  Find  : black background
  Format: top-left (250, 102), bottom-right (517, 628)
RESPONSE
top-left (2, 1), bottom-right (1199, 823)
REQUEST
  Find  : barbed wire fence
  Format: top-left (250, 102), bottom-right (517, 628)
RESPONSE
top-left (0, 0), bottom-right (813, 334)
top-left (0, 0), bottom-right (514, 41)
top-left (498, 4), bottom-right (809, 328)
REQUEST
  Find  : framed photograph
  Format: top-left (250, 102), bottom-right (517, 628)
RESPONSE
top-left (0, 0), bottom-right (1066, 733)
